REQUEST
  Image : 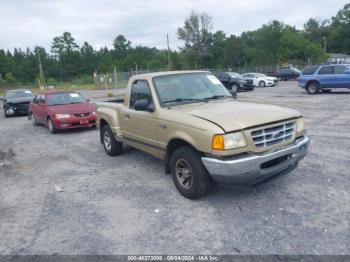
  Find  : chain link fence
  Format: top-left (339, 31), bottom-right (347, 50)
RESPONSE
top-left (94, 70), bottom-right (160, 90)
top-left (93, 64), bottom-right (308, 90)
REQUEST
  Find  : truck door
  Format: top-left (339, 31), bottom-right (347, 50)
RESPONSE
top-left (120, 80), bottom-right (159, 158)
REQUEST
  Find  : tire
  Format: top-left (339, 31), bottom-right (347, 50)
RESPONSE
top-left (4, 109), bottom-right (8, 118)
top-left (232, 83), bottom-right (240, 92)
top-left (322, 89), bottom-right (332, 93)
top-left (306, 82), bottom-right (320, 94)
top-left (101, 125), bottom-right (123, 156)
top-left (227, 84), bottom-right (237, 98)
top-left (170, 146), bottom-right (213, 199)
top-left (30, 112), bottom-right (38, 126)
top-left (47, 117), bottom-right (58, 134)
top-left (259, 81), bottom-right (265, 87)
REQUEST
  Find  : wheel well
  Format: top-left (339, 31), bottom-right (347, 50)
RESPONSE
top-left (165, 139), bottom-right (198, 165)
top-left (306, 80), bottom-right (320, 88)
top-left (100, 119), bottom-right (108, 129)
top-left (99, 119), bottom-right (109, 143)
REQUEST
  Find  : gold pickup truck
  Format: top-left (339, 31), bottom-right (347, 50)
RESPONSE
top-left (96, 71), bottom-right (309, 198)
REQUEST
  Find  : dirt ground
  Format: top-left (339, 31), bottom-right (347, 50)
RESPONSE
top-left (0, 82), bottom-right (349, 255)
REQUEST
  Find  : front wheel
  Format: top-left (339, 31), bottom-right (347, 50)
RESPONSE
top-left (170, 146), bottom-right (213, 199)
top-left (101, 125), bottom-right (123, 156)
top-left (259, 81), bottom-right (265, 87)
top-left (47, 117), bottom-right (58, 134)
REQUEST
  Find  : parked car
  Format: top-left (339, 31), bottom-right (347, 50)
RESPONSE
top-left (2, 89), bottom-right (33, 118)
top-left (214, 72), bottom-right (255, 93)
top-left (298, 64), bottom-right (350, 94)
top-left (278, 68), bottom-right (301, 81)
top-left (96, 71), bottom-right (309, 199)
top-left (242, 73), bottom-right (278, 87)
top-left (29, 91), bottom-right (96, 134)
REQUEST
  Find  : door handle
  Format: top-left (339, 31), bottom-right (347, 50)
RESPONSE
top-left (124, 114), bottom-right (130, 120)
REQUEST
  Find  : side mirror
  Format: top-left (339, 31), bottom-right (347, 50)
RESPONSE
top-left (86, 98), bottom-right (91, 102)
top-left (134, 99), bottom-right (154, 112)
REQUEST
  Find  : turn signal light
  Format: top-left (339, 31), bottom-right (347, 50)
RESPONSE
top-left (212, 135), bottom-right (224, 150)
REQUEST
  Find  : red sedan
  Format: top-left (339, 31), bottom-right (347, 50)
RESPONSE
top-left (29, 91), bottom-right (96, 134)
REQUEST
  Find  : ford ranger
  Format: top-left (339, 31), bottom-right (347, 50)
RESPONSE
top-left (96, 71), bottom-right (309, 198)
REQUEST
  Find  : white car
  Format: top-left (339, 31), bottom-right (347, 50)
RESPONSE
top-left (242, 73), bottom-right (278, 87)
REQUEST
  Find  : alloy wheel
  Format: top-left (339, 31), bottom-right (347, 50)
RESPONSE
top-left (103, 131), bottom-right (112, 151)
top-left (175, 159), bottom-right (193, 189)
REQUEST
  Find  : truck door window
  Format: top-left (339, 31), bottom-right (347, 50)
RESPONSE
top-left (130, 80), bottom-right (152, 109)
top-left (318, 66), bottom-right (333, 74)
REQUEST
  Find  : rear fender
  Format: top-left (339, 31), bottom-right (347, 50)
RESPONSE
top-left (96, 106), bottom-right (122, 139)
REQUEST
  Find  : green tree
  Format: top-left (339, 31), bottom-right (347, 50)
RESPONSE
top-left (177, 10), bottom-right (213, 68)
top-left (328, 3), bottom-right (350, 53)
top-left (51, 32), bottom-right (82, 80)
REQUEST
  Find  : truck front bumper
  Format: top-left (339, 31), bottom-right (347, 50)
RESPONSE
top-left (201, 136), bottom-right (310, 184)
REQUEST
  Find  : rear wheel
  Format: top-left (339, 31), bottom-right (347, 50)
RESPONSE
top-left (306, 82), bottom-right (320, 94)
top-left (101, 125), bottom-right (123, 156)
top-left (170, 146), bottom-right (213, 199)
top-left (47, 117), bottom-right (58, 134)
top-left (30, 113), bottom-right (38, 126)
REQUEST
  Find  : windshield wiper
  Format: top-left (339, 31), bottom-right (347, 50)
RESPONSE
top-left (70, 102), bottom-right (84, 104)
top-left (162, 98), bottom-right (208, 104)
top-left (203, 95), bottom-right (233, 101)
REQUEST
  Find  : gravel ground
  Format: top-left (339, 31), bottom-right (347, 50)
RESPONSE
top-left (0, 82), bottom-right (349, 255)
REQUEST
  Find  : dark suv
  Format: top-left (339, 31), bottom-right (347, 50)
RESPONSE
top-left (298, 64), bottom-right (350, 94)
top-left (278, 68), bottom-right (301, 81)
top-left (215, 72), bottom-right (255, 92)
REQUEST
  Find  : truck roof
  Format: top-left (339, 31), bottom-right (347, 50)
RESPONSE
top-left (132, 70), bottom-right (210, 79)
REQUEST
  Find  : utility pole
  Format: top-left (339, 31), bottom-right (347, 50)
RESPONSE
top-left (167, 33), bottom-right (171, 70)
top-left (38, 53), bottom-right (46, 90)
top-left (323, 36), bottom-right (327, 53)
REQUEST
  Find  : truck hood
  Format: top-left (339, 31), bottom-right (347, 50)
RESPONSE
top-left (175, 100), bottom-right (300, 132)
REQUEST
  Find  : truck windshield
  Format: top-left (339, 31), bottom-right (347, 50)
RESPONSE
top-left (153, 73), bottom-right (232, 107)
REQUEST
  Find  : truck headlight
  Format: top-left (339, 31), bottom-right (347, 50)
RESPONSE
top-left (55, 114), bottom-right (71, 119)
top-left (296, 117), bottom-right (306, 133)
top-left (212, 132), bottom-right (247, 150)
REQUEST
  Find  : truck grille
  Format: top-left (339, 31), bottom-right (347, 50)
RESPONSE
top-left (251, 122), bottom-right (295, 148)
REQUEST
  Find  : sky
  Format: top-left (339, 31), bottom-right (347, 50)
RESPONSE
top-left (0, 0), bottom-right (348, 52)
